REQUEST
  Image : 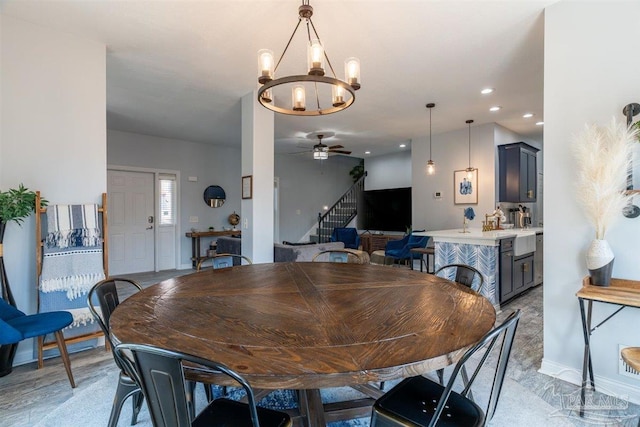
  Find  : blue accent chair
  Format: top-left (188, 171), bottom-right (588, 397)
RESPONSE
top-left (330, 227), bottom-right (361, 249)
top-left (384, 234), bottom-right (429, 265)
top-left (0, 297), bottom-right (75, 387)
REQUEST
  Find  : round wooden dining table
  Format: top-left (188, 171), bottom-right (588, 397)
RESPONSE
top-left (110, 262), bottom-right (495, 426)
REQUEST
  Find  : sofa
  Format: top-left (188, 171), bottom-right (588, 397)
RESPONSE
top-left (215, 236), bottom-right (344, 263)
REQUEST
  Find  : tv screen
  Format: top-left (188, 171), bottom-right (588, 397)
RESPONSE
top-left (357, 187), bottom-right (412, 232)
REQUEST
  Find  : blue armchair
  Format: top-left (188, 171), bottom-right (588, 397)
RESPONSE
top-left (384, 234), bottom-right (428, 265)
top-left (0, 298), bottom-right (75, 387)
top-left (330, 227), bottom-right (361, 250)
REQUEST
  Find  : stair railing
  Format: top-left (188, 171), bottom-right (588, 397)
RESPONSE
top-left (317, 172), bottom-right (366, 243)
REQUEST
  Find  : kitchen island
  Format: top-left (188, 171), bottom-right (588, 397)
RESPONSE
top-left (414, 227), bottom-right (543, 307)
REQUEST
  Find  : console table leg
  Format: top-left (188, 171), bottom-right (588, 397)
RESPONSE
top-left (578, 298), bottom-right (594, 417)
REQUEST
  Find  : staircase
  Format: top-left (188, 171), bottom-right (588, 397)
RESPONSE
top-left (314, 173), bottom-right (366, 243)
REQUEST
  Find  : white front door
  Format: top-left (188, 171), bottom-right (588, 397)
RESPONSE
top-left (108, 170), bottom-right (155, 274)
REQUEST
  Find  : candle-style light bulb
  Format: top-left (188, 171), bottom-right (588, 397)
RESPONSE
top-left (332, 85), bottom-right (345, 107)
top-left (307, 39), bottom-right (325, 76)
top-left (292, 85), bottom-right (306, 111)
top-left (344, 57), bottom-right (361, 90)
top-left (257, 49), bottom-right (274, 84)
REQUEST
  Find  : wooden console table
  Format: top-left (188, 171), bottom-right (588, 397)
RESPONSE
top-left (360, 233), bottom-right (403, 254)
top-left (185, 230), bottom-right (241, 268)
top-left (576, 276), bottom-right (640, 415)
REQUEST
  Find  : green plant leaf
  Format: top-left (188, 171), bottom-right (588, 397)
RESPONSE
top-left (0, 184), bottom-right (47, 225)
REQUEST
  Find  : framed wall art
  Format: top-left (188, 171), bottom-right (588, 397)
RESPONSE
top-left (242, 175), bottom-right (253, 200)
top-left (454, 169), bottom-right (478, 204)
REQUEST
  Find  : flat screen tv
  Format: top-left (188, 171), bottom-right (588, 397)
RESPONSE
top-left (357, 187), bottom-right (412, 232)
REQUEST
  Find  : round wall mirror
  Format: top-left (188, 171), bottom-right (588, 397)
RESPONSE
top-left (204, 185), bottom-right (226, 208)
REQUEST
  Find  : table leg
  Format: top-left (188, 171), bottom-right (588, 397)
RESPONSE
top-left (578, 298), bottom-right (594, 417)
top-left (299, 389), bottom-right (326, 427)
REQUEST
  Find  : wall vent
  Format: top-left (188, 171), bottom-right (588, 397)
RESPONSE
top-left (619, 344), bottom-right (640, 378)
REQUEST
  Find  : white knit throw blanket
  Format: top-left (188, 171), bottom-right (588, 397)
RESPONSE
top-left (65, 308), bottom-right (96, 328)
top-left (39, 248), bottom-right (105, 299)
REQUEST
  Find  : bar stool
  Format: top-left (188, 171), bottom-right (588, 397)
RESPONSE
top-left (409, 247), bottom-right (435, 272)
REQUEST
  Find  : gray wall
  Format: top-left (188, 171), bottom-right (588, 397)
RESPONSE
top-left (108, 130), bottom-right (242, 268)
top-left (275, 154), bottom-right (362, 243)
top-left (411, 123), bottom-right (498, 231)
top-left (109, 130), bottom-right (362, 262)
top-left (1, 15), bottom-right (106, 365)
top-left (364, 151), bottom-right (412, 191)
top-left (542, 1), bottom-right (640, 403)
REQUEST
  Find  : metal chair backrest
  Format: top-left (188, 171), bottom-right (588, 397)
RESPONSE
top-left (87, 278), bottom-right (142, 348)
top-left (197, 253), bottom-right (253, 271)
top-left (434, 310), bottom-right (521, 426)
top-left (115, 343), bottom-right (262, 427)
top-left (312, 249), bottom-right (369, 264)
top-left (434, 263), bottom-right (485, 293)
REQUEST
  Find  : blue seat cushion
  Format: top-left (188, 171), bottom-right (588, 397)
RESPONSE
top-left (6, 311), bottom-right (73, 339)
top-left (0, 319), bottom-right (23, 345)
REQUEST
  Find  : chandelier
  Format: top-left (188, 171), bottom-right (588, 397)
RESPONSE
top-left (256, 0), bottom-right (361, 116)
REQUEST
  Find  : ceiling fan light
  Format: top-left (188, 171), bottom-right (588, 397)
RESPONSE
top-left (345, 57), bottom-right (361, 90)
top-left (292, 85), bottom-right (306, 111)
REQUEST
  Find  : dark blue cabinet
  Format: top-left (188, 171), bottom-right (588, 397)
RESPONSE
top-left (499, 142), bottom-right (539, 203)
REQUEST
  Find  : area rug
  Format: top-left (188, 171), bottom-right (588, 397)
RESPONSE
top-left (33, 368), bottom-right (574, 427)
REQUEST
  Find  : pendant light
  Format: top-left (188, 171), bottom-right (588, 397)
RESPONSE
top-left (465, 119), bottom-right (475, 179)
top-left (426, 103), bottom-right (435, 175)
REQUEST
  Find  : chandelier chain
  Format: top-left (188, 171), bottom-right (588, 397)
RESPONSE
top-left (274, 18), bottom-right (303, 73)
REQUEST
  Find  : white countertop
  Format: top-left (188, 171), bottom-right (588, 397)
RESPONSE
top-left (414, 227), bottom-right (543, 246)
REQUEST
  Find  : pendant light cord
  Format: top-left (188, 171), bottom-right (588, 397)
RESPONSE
top-left (468, 122), bottom-right (471, 169)
top-left (429, 107), bottom-right (432, 159)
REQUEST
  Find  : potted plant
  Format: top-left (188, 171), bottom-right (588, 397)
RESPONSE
top-left (573, 118), bottom-right (637, 286)
top-left (0, 184), bottom-right (46, 376)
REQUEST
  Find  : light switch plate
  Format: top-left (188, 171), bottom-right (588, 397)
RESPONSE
top-left (188, 176), bottom-right (198, 182)
top-left (189, 216), bottom-right (198, 223)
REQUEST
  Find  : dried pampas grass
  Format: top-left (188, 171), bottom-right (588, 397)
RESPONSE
top-left (573, 117), bottom-right (638, 239)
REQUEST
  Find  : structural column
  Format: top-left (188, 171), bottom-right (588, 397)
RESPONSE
top-left (241, 91), bottom-right (274, 263)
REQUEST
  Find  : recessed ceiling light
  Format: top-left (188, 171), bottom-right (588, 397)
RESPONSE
top-left (399, 144), bottom-right (406, 148)
top-left (536, 121), bottom-right (544, 126)
top-left (365, 151), bottom-right (371, 154)
top-left (481, 88), bottom-right (494, 95)
top-left (489, 106), bottom-right (501, 112)
top-left (523, 113), bottom-right (534, 118)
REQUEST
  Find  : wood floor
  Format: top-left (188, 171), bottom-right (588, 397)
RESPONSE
top-left (0, 268), bottom-right (634, 427)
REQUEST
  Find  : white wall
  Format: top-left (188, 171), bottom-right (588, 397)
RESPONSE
top-left (542, 1), bottom-right (640, 402)
top-left (365, 151), bottom-right (412, 191)
top-left (0, 15), bottom-right (106, 364)
top-left (412, 123), bottom-right (497, 231)
top-left (275, 154), bottom-right (361, 243)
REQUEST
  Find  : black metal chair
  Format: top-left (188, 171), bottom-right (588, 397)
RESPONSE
top-left (370, 310), bottom-right (521, 427)
top-left (87, 278), bottom-right (145, 427)
top-left (115, 343), bottom-right (292, 427)
top-left (434, 263), bottom-right (485, 293)
top-left (197, 253), bottom-right (252, 271)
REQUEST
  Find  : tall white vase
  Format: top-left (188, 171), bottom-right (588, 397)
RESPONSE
top-left (586, 239), bottom-right (614, 286)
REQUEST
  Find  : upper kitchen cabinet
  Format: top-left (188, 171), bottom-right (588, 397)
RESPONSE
top-left (498, 142), bottom-right (539, 203)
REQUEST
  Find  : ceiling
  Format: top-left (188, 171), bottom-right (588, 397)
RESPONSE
top-left (1, 0), bottom-right (555, 157)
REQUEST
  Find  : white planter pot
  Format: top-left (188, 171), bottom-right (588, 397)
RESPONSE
top-left (586, 239), bottom-right (614, 286)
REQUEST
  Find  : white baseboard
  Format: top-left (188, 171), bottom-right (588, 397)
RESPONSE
top-left (540, 358), bottom-right (640, 405)
top-left (179, 263), bottom-right (194, 270)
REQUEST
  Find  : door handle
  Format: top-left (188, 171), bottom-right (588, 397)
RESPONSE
top-left (146, 225), bottom-right (154, 230)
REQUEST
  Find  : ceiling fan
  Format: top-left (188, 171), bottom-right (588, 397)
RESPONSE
top-left (293, 132), bottom-right (352, 160)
